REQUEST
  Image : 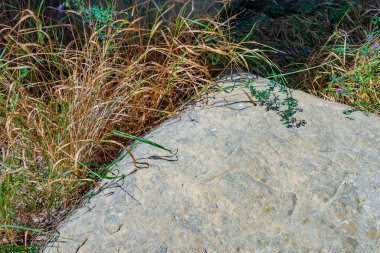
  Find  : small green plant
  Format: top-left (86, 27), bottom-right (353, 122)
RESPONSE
top-left (61, 0), bottom-right (124, 39)
top-left (244, 77), bottom-right (305, 128)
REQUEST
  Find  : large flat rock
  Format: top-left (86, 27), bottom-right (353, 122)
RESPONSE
top-left (44, 75), bottom-right (380, 253)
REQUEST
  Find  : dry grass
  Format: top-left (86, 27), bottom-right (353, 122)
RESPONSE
top-left (0, 1), bottom-right (273, 250)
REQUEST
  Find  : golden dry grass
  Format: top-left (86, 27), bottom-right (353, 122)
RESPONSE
top-left (0, 1), bottom-right (273, 250)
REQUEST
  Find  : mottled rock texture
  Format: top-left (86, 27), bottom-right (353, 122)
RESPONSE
top-left (44, 75), bottom-right (380, 253)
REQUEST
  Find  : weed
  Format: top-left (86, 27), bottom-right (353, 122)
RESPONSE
top-left (62, 0), bottom-right (122, 39)
top-left (243, 77), bottom-right (304, 128)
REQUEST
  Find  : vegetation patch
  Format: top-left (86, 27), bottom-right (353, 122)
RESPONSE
top-left (0, 0), bottom-right (274, 250)
top-left (234, 0), bottom-right (380, 115)
top-left (1, 0), bottom-right (379, 251)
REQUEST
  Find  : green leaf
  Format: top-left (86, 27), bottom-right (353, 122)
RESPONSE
top-left (113, 130), bottom-right (173, 154)
top-left (79, 167), bottom-right (120, 180)
top-left (0, 245), bottom-right (37, 252)
top-left (0, 224), bottom-right (48, 235)
top-left (6, 207), bottom-right (16, 219)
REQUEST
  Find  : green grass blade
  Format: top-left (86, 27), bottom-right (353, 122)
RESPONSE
top-left (0, 224), bottom-right (48, 235)
top-left (113, 130), bottom-right (173, 154)
top-left (0, 245), bottom-right (37, 252)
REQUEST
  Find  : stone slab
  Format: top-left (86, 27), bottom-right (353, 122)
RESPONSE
top-left (44, 74), bottom-right (380, 253)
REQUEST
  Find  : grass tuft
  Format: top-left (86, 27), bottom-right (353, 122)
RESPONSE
top-left (298, 11), bottom-right (380, 114)
top-left (234, 0), bottom-right (380, 115)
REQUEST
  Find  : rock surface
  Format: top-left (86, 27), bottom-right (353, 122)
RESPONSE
top-left (44, 75), bottom-right (380, 253)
